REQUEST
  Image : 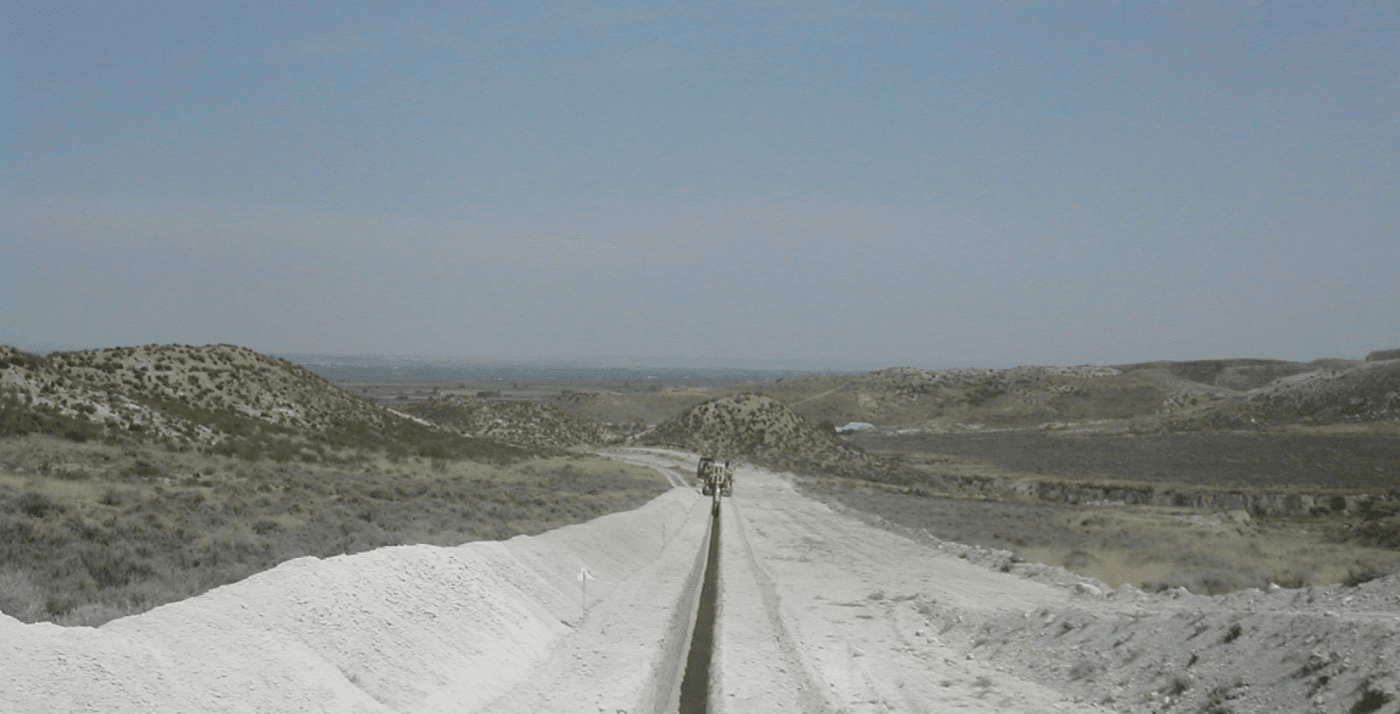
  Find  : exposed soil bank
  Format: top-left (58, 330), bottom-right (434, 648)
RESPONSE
top-left (1, 486), bottom-right (712, 713)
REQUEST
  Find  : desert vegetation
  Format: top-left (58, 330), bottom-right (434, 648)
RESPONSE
top-left (853, 430), bottom-right (1400, 491)
top-left (633, 382), bottom-right (1400, 596)
top-left (796, 427), bottom-right (1400, 594)
top-left (2, 344), bottom-right (544, 463)
top-left (1, 343), bottom-right (677, 625)
top-left (797, 473), bottom-right (1400, 595)
top-left (398, 395), bottom-right (621, 448)
top-left (6, 339), bottom-right (1399, 623)
top-left (0, 434), bottom-right (667, 625)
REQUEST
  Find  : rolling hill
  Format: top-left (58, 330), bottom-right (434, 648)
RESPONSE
top-left (638, 392), bottom-right (898, 482)
top-left (1, 343), bottom-right (537, 462)
top-left (399, 395), bottom-right (621, 449)
top-left (1167, 356), bottom-right (1400, 429)
top-left (736, 355), bottom-right (1400, 433)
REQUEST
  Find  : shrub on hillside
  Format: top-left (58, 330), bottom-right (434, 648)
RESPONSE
top-left (0, 350), bottom-right (44, 370)
top-left (0, 439), bottom-right (668, 625)
top-left (0, 390), bottom-right (103, 443)
top-left (1351, 517), bottom-right (1400, 550)
top-left (0, 568), bottom-right (46, 622)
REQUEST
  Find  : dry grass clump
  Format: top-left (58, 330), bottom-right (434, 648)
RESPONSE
top-left (0, 435), bottom-right (667, 625)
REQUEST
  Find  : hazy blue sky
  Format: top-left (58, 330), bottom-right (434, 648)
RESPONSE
top-left (4, 1), bottom-right (1397, 369)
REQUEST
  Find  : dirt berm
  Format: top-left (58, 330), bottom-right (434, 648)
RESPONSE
top-left (1, 485), bottom-right (715, 713)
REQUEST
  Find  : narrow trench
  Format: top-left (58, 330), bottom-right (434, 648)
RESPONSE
top-left (678, 507), bottom-right (722, 714)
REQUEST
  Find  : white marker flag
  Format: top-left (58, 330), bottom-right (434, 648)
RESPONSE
top-left (577, 566), bottom-right (595, 614)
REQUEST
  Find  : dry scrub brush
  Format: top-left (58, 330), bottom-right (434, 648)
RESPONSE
top-left (0, 437), bottom-right (667, 625)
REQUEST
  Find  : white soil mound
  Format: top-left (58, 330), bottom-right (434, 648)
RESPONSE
top-left (1, 485), bottom-right (708, 713)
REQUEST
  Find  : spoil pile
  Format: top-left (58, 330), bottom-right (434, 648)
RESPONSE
top-left (1, 487), bottom-right (706, 714)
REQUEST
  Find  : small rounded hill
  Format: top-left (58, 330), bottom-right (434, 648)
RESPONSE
top-left (641, 393), bottom-right (852, 462)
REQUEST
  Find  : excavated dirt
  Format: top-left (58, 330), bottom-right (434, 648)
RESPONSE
top-left (5, 448), bottom-right (1399, 713)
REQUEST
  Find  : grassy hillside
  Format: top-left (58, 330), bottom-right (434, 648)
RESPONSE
top-left (1166, 359), bottom-right (1400, 429)
top-left (732, 365), bottom-right (1191, 431)
top-left (1, 344), bottom-right (537, 463)
top-left (1111, 358), bottom-right (1364, 392)
top-left (7, 339), bottom-right (1396, 616)
top-left (0, 435), bottom-right (667, 625)
top-left (552, 364), bottom-right (1181, 433)
top-left (399, 395), bottom-right (621, 449)
top-left (428, 352), bottom-right (1400, 436)
top-left (734, 357), bottom-right (1399, 433)
top-left (639, 392), bottom-right (899, 482)
top-left (550, 386), bottom-right (727, 430)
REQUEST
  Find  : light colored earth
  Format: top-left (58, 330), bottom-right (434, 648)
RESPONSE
top-left (4, 448), bottom-right (1399, 713)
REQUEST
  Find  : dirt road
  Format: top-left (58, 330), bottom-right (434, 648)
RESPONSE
top-left (608, 449), bottom-right (1400, 714)
top-left (606, 448), bottom-right (1106, 713)
top-left (4, 448), bottom-right (1398, 713)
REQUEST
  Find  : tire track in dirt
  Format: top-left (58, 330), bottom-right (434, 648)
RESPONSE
top-left (604, 451), bottom-right (691, 488)
top-left (718, 462), bottom-right (1108, 713)
top-left (715, 493), bottom-right (837, 713)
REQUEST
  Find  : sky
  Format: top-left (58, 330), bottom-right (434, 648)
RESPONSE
top-left (3, 0), bottom-right (1397, 369)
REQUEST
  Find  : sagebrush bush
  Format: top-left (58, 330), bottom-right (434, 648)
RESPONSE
top-left (1352, 518), bottom-right (1400, 549)
top-left (0, 439), bottom-right (667, 625)
top-left (1, 388), bottom-right (102, 443)
top-left (0, 568), bottom-right (46, 622)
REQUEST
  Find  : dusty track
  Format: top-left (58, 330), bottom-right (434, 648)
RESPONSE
top-left (612, 448), bottom-right (1106, 713)
top-left (614, 449), bottom-right (1400, 714)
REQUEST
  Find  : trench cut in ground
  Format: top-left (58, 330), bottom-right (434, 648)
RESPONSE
top-left (678, 506), bottom-right (722, 714)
